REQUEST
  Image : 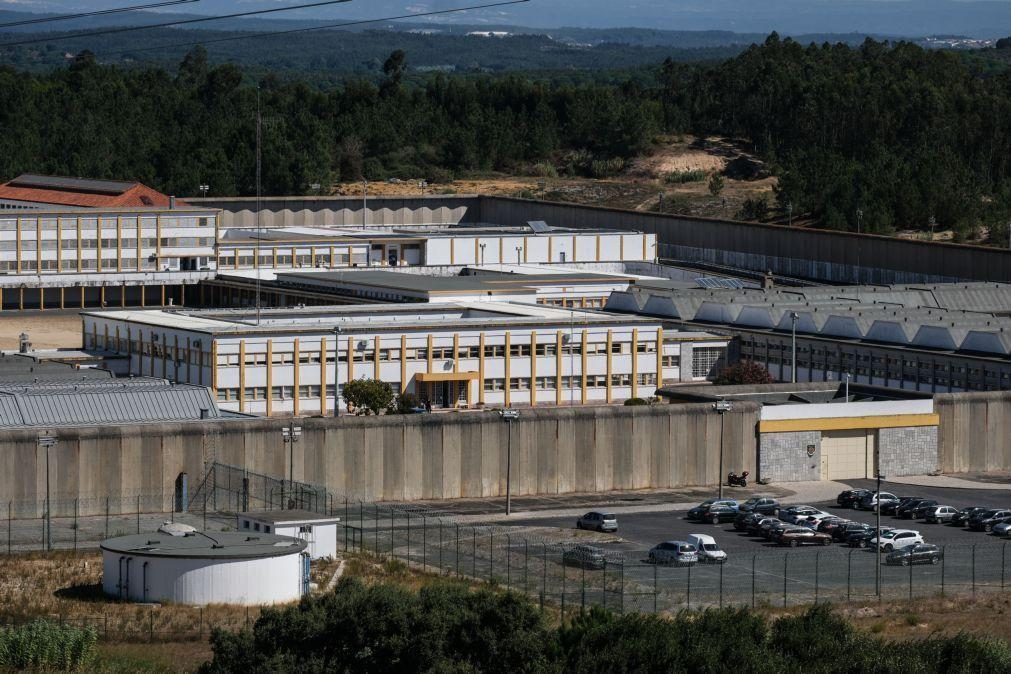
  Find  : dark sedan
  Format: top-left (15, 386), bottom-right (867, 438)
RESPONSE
top-left (686, 500), bottom-right (738, 522)
top-left (950, 507), bottom-right (988, 527)
top-left (847, 526), bottom-right (894, 548)
top-left (734, 511), bottom-right (762, 531)
top-left (969, 510), bottom-right (1011, 532)
top-left (837, 489), bottom-right (872, 509)
top-left (885, 543), bottom-right (942, 566)
top-left (896, 499), bottom-right (935, 519)
top-left (909, 500), bottom-right (940, 519)
top-left (739, 497), bottom-right (780, 515)
top-left (779, 529), bottom-right (833, 547)
top-left (881, 495), bottom-right (921, 516)
top-left (834, 522), bottom-right (873, 542)
top-left (704, 504), bottom-right (739, 525)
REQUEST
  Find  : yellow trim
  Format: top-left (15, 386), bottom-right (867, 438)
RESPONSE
top-left (572, 235), bottom-right (577, 262)
top-left (619, 236), bottom-right (624, 261)
top-left (116, 215), bottom-right (122, 273)
top-left (427, 334), bottom-right (434, 373)
top-left (499, 237), bottom-right (504, 264)
top-left (595, 235), bottom-right (601, 262)
top-left (155, 214), bottom-right (162, 264)
top-left (580, 329), bottom-right (588, 404)
top-left (136, 217), bottom-right (142, 271)
top-left (453, 333), bottom-right (460, 373)
top-left (642, 235), bottom-right (647, 260)
top-left (450, 238), bottom-right (455, 265)
top-left (210, 341), bottom-right (218, 393)
top-left (400, 335), bottom-right (407, 394)
top-left (504, 331), bottom-right (512, 407)
top-left (631, 328), bottom-right (639, 399)
top-left (140, 285), bottom-right (146, 307)
top-left (56, 218), bottom-right (62, 274)
top-left (523, 238), bottom-right (528, 264)
top-left (121, 284), bottom-right (127, 308)
top-left (39, 287), bottom-right (44, 312)
top-left (759, 414), bottom-right (940, 434)
top-left (548, 237), bottom-right (553, 262)
top-left (293, 338), bottom-right (300, 416)
top-left (530, 331), bottom-right (537, 407)
top-left (478, 333), bottom-right (486, 405)
top-left (606, 329), bottom-right (613, 403)
top-left (656, 327), bottom-right (664, 389)
top-left (77, 216), bottom-right (82, 272)
top-left (320, 336), bottom-right (327, 417)
top-left (374, 335), bottom-right (381, 380)
top-left (161, 285), bottom-right (166, 306)
top-left (266, 339), bottom-right (273, 417)
top-left (35, 217), bottom-right (41, 273)
top-left (415, 371), bottom-right (479, 383)
top-left (474, 239), bottom-right (480, 265)
top-left (347, 336), bottom-right (354, 383)
top-left (555, 330), bottom-right (563, 405)
top-left (15, 217), bottom-right (21, 273)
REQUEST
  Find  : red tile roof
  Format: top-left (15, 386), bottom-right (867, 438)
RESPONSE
top-left (0, 175), bottom-right (183, 209)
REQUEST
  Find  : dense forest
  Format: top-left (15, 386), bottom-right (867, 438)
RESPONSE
top-left (1, 34), bottom-right (1011, 236)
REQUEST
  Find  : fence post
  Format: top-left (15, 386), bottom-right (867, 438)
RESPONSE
top-left (561, 547), bottom-right (567, 620)
top-left (422, 515), bottom-right (427, 572)
top-left (972, 545), bottom-right (977, 596)
top-left (619, 562), bottom-right (625, 614)
top-left (847, 549), bottom-right (853, 602)
top-left (719, 559), bottom-right (724, 608)
top-left (686, 563), bottom-right (691, 611)
top-left (505, 534), bottom-right (511, 589)
top-left (1002, 542), bottom-right (1007, 591)
top-left (782, 554), bottom-right (788, 608)
top-left (653, 562), bottom-right (658, 613)
top-left (814, 552), bottom-right (820, 605)
top-left (941, 545), bottom-right (946, 596)
top-left (908, 549), bottom-right (913, 601)
top-left (136, 495), bottom-right (141, 534)
top-left (752, 554), bottom-right (756, 609)
top-left (73, 499), bottom-right (78, 552)
top-left (7, 500), bottom-right (10, 555)
top-left (406, 512), bottom-right (411, 568)
top-left (541, 543), bottom-right (547, 611)
top-left (456, 524), bottom-right (461, 577)
top-left (105, 497), bottom-right (109, 539)
top-left (524, 539), bottom-right (529, 594)
top-left (472, 528), bottom-right (477, 580)
top-left (580, 561), bottom-right (586, 609)
top-left (489, 530), bottom-right (494, 583)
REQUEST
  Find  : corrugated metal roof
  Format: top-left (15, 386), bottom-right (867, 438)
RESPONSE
top-left (0, 384), bottom-right (223, 428)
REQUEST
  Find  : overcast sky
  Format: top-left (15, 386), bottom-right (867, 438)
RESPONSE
top-left (2, 1), bottom-right (1011, 37)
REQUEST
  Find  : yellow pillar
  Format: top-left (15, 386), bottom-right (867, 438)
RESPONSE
top-left (400, 335), bottom-right (407, 394)
top-left (238, 340), bottom-right (246, 413)
top-left (499, 237), bottom-right (504, 263)
top-left (121, 284), bottom-right (126, 308)
top-left (80, 286), bottom-right (85, 309)
top-left (581, 329), bottom-right (588, 404)
top-left (266, 340), bottom-right (273, 417)
top-left (631, 328), bottom-right (639, 399)
top-left (373, 336), bottom-right (381, 380)
top-left (478, 333), bottom-right (486, 405)
top-left (596, 235), bottom-right (601, 261)
top-left (293, 338), bottom-right (301, 416)
top-left (35, 217), bottom-right (41, 273)
top-left (346, 335), bottom-right (354, 383)
top-left (15, 217), bottom-right (21, 273)
top-left (453, 334), bottom-right (460, 373)
top-left (504, 332), bottom-right (511, 407)
top-left (136, 217), bottom-right (142, 271)
top-left (656, 328), bottom-right (664, 391)
top-left (427, 334), bottom-right (434, 373)
top-left (160, 285), bottom-right (166, 306)
top-left (572, 235), bottom-right (577, 262)
top-left (555, 331), bottom-right (563, 405)
top-left (530, 331), bottom-right (537, 407)
top-left (39, 287), bottom-right (44, 312)
top-left (56, 218), bottom-right (62, 275)
top-left (450, 238), bottom-right (455, 265)
top-left (140, 285), bottom-right (146, 307)
top-left (606, 329), bottom-right (613, 403)
top-left (76, 216), bottom-right (82, 272)
top-left (116, 215), bottom-right (122, 272)
top-left (619, 236), bottom-right (624, 260)
top-left (320, 336), bottom-right (327, 417)
top-left (59, 287), bottom-right (64, 310)
top-left (211, 341), bottom-right (218, 394)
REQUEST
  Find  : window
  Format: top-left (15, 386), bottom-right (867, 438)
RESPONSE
top-left (509, 377), bottom-right (531, 391)
top-left (217, 354), bottom-right (239, 367)
top-left (662, 355), bottom-right (680, 368)
top-left (298, 385), bottom-right (322, 398)
top-left (535, 376), bottom-right (556, 390)
top-left (483, 344), bottom-right (506, 358)
top-left (271, 386), bottom-right (295, 400)
top-left (637, 341), bottom-right (657, 354)
top-left (610, 373), bottom-right (632, 387)
top-left (535, 343), bottom-right (558, 356)
top-left (509, 344), bottom-right (532, 357)
top-left (483, 378), bottom-right (506, 392)
top-left (299, 351), bottom-right (322, 364)
top-left (271, 352), bottom-right (294, 365)
top-left (692, 347), bottom-right (725, 378)
top-left (636, 373), bottom-right (657, 386)
top-left (244, 353), bottom-right (267, 366)
top-left (216, 388), bottom-right (239, 401)
top-left (243, 387), bottom-right (267, 400)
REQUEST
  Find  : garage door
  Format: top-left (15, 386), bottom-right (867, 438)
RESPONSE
top-left (821, 430), bottom-right (875, 480)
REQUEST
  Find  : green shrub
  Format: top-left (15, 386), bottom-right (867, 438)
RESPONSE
top-left (664, 169), bottom-right (706, 184)
top-left (623, 397), bottom-right (647, 406)
top-left (0, 620), bottom-right (97, 670)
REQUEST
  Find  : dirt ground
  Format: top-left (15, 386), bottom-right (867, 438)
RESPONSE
top-left (0, 312), bottom-right (82, 350)
top-left (335, 136), bottom-right (778, 221)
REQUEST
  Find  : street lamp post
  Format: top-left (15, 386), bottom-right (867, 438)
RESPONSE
top-left (515, 246), bottom-right (522, 265)
top-left (199, 184), bottom-right (209, 198)
top-left (714, 401), bottom-right (732, 499)
top-left (38, 433), bottom-right (57, 551)
top-left (844, 372), bottom-right (851, 401)
top-left (500, 409), bottom-right (519, 515)
top-left (790, 311), bottom-right (799, 383)
top-left (281, 424), bottom-right (301, 507)
top-left (333, 326), bottom-right (342, 417)
top-left (479, 243), bottom-right (486, 266)
top-left (875, 468), bottom-right (886, 597)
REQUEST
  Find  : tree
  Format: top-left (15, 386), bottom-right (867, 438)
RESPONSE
top-left (342, 378), bottom-right (395, 415)
top-left (708, 173), bottom-right (725, 197)
top-left (713, 360), bottom-right (774, 385)
top-left (997, 37), bottom-right (1011, 50)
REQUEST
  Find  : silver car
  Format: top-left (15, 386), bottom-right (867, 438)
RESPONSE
top-left (576, 511), bottom-right (618, 533)
top-left (648, 540), bottom-right (698, 566)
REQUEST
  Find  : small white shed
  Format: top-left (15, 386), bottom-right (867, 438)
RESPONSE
top-left (238, 510), bottom-right (341, 560)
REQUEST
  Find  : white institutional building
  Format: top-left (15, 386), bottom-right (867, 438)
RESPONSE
top-left (81, 303), bottom-right (730, 416)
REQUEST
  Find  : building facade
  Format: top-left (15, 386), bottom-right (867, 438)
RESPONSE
top-left (81, 304), bottom-right (729, 416)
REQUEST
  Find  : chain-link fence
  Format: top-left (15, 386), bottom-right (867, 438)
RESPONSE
top-left (336, 501), bottom-right (1011, 615)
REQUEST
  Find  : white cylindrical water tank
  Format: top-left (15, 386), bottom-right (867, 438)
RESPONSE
top-left (101, 531), bottom-right (309, 606)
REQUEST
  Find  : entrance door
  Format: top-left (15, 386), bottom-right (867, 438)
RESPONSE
top-left (821, 430), bottom-right (874, 480)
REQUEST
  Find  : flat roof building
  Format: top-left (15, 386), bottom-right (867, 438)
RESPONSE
top-left (82, 302), bottom-right (730, 416)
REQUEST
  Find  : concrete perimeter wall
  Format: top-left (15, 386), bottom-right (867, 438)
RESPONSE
top-left (0, 404), bottom-right (759, 512)
top-left (936, 391), bottom-right (1011, 473)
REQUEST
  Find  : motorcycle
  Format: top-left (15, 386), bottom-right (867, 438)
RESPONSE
top-left (727, 471), bottom-right (749, 487)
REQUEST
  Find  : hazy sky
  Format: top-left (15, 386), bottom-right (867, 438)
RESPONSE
top-left (2, 0), bottom-right (1011, 37)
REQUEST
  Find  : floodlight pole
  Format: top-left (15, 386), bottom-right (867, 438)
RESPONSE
top-left (876, 468), bottom-right (884, 597)
top-left (281, 424), bottom-right (301, 507)
top-left (714, 401), bottom-right (732, 499)
top-left (38, 433), bottom-right (57, 551)
top-left (500, 410), bottom-right (519, 515)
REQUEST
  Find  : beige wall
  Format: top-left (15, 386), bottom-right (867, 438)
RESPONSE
top-left (0, 404), bottom-right (759, 512)
top-left (936, 391), bottom-right (1011, 473)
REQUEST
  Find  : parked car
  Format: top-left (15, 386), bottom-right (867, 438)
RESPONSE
top-left (950, 506), bottom-right (989, 527)
top-left (686, 499), bottom-right (738, 521)
top-left (576, 511), bottom-right (618, 533)
top-left (859, 492), bottom-right (899, 511)
top-left (649, 541), bottom-right (698, 566)
top-left (847, 526), bottom-right (895, 548)
top-left (880, 496), bottom-right (922, 516)
top-left (872, 529), bottom-right (923, 552)
top-left (767, 520), bottom-right (797, 540)
top-left (817, 518), bottom-right (851, 535)
top-left (834, 522), bottom-right (872, 542)
top-left (734, 511), bottom-right (762, 531)
top-left (897, 499), bottom-right (937, 519)
top-left (837, 489), bottom-right (872, 509)
top-left (563, 545), bottom-right (608, 569)
top-left (779, 529), bottom-right (833, 547)
top-left (992, 520), bottom-right (1011, 537)
top-left (687, 533), bottom-right (727, 564)
top-left (969, 510), bottom-right (1011, 533)
top-left (924, 506), bottom-right (958, 524)
top-left (739, 497), bottom-right (780, 515)
top-left (704, 504), bottom-right (739, 525)
top-left (749, 516), bottom-right (779, 535)
top-left (781, 506), bottom-right (828, 524)
top-left (885, 543), bottom-right (942, 566)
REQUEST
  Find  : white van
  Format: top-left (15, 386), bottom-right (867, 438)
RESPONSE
top-left (687, 533), bottom-right (728, 564)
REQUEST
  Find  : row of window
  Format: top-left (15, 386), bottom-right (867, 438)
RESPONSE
top-left (483, 373), bottom-right (657, 392)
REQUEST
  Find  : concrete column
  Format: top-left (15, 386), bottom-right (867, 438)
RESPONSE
top-left (266, 340), bottom-right (273, 417)
top-left (530, 331), bottom-right (538, 407)
top-left (293, 339), bottom-right (301, 416)
top-left (631, 328), bottom-right (639, 398)
top-left (606, 329), bottom-right (613, 403)
top-left (504, 332), bottom-right (512, 408)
